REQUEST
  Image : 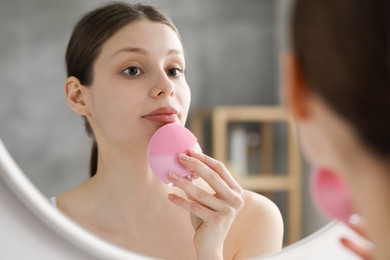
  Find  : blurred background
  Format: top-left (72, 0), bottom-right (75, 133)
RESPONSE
top-left (0, 0), bottom-right (327, 246)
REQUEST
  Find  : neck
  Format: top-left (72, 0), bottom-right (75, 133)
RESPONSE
top-left (58, 137), bottom-right (195, 254)
top-left (84, 141), bottom-right (180, 222)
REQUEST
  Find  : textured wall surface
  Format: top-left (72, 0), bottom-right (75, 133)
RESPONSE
top-left (0, 0), bottom-right (326, 240)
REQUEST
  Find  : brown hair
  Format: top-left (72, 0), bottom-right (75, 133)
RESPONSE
top-left (291, 0), bottom-right (390, 157)
top-left (65, 2), bottom-right (179, 177)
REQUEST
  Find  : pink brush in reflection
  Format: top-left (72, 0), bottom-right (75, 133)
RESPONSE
top-left (147, 123), bottom-right (202, 184)
top-left (310, 167), bottom-right (355, 223)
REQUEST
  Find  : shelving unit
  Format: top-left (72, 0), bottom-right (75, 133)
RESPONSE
top-left (190, 106), bottom-right (302, 244)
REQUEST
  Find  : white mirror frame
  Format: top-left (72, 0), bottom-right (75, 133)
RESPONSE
top-left (0, 138), bottom-right (362, 259)
top-left (0, 138), bottom-right (149, 259)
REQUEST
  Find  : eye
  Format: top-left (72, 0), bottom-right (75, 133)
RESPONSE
top-left (123, 66), bottom-right (143, 77)
top-left (167, 67), bottom-right (185, 78)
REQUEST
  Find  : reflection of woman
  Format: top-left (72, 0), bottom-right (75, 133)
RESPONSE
top-left (287, 0), bottom-right (389, 259)
top-left (55, 2), bottom-right (283, 259)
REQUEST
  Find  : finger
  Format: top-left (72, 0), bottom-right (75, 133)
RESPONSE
top-left (189, 150), bottom-right (243, 195)
top-left (168, 193), bottom-right (216, 221)
top-left (340, 237), bottom-right (373, 260)
top-left (348, 214), bottom-right (370, 239)
top-left (179, 153), bottom-right (231, 194)
top-left (189, 172), bottom-right (199, 180)
top-left (348, 223), bottom-right (370, 240)
top-left (168, 172), bottom-right (225, 211)
top-left (178, 153), bottom-right (242, 206)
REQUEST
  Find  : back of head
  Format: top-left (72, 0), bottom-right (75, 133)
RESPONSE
top-left (291, 0), bottom-right (390, 157)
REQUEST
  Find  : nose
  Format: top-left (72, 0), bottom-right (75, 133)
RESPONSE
top-left (150, 72), bottom-right (175, 98)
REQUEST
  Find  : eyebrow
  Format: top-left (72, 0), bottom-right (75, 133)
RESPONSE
top-left (167, 49), bottom-right (183, 56)
top-left (111, 47), bottom-right (148, 58)
top-left (111, 47), bottom-right (183, 59)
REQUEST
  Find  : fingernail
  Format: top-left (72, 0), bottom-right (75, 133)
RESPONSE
top-left (189, 149), bottom-right (199, 156)
top-left (168, 172), bottom-right (179, 181)
top-left (168, 193), bottom-right (177, 200)
top-left (349, 214), bottom-right (361, 225)
top-left (179, 153), bottom-right (190, 161)
top-left (339, 237), bottom-right (348, 245)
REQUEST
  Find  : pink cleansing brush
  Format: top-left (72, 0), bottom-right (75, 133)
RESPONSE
top-left (310, 167), bottom-right (355, 223)
top-left (147, 123), bottom-right (202, 184)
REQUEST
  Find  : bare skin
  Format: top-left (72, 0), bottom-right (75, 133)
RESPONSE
top-left (340, 216), bottom-right (374, 260)
top-left (60, 20), bottom-right (283, 260)
top-left (284, 52), bottom-right (390, 260)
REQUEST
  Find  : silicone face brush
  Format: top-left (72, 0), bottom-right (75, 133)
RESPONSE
top-left (310, 167), bottom-right (355, 223)
top-left (147, 123), bottom-right (202, 184)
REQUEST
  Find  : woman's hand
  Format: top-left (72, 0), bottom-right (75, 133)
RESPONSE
top-left (340, 215), bottom-right (374, 260)
top-left (167, 149), bottom-right (244, 260)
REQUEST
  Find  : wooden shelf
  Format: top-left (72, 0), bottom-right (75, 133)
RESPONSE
top-left (234, 175), bottom-right (290, 191)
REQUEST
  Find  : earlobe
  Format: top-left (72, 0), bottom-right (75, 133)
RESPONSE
top-left (282, 51), bottom-right (311, 120)
top-left (65, 76), bottom-right (90, 116)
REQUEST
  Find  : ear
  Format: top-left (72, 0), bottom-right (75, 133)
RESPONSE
top-left (65, 76), bottom-right (90, 116)
top-left (282, 51), bottom-right (311, 120)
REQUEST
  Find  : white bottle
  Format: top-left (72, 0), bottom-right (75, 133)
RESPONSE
top-left (229, 125), bottom-right (247, 176)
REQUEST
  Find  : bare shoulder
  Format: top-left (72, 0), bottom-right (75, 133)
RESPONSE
top-left (225, 189), bottom-right (284, 259)
top-left (54, 180), bottom-right (93, 219)
top-left (239, 189), bottom-right (283, 220)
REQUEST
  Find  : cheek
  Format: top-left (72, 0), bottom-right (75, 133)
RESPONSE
top-left (89, 88), bottom-right (141, 139)
top-left (297, 124), bottom-right (324, 166)
top-left (178, 85), bottom-right (191, 121)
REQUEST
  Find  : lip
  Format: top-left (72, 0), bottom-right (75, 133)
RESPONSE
top-left (142, 107), bottom-right (180, 124)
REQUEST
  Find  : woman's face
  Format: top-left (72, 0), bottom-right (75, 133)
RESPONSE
top-left (84, 20), bottom-right (190, 147)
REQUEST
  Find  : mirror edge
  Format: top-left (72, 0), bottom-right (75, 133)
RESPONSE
top-left (0, 138), bottom-right (150, 260)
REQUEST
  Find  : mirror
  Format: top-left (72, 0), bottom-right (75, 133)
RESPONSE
top-left (0, 138), bottom-right (147, 259)
top-left (0, 0), bottom-right (356, 258)
top-left (0, 138), bottom-right (363, 258)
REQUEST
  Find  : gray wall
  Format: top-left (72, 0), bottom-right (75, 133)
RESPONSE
top-left (0, 0), bottom-right (326, 240)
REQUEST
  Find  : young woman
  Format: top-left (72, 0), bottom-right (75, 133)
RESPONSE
top-left (286, 0), bottom-right (389, 259)
top-left (56, 2), bottom-right (283, 259)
